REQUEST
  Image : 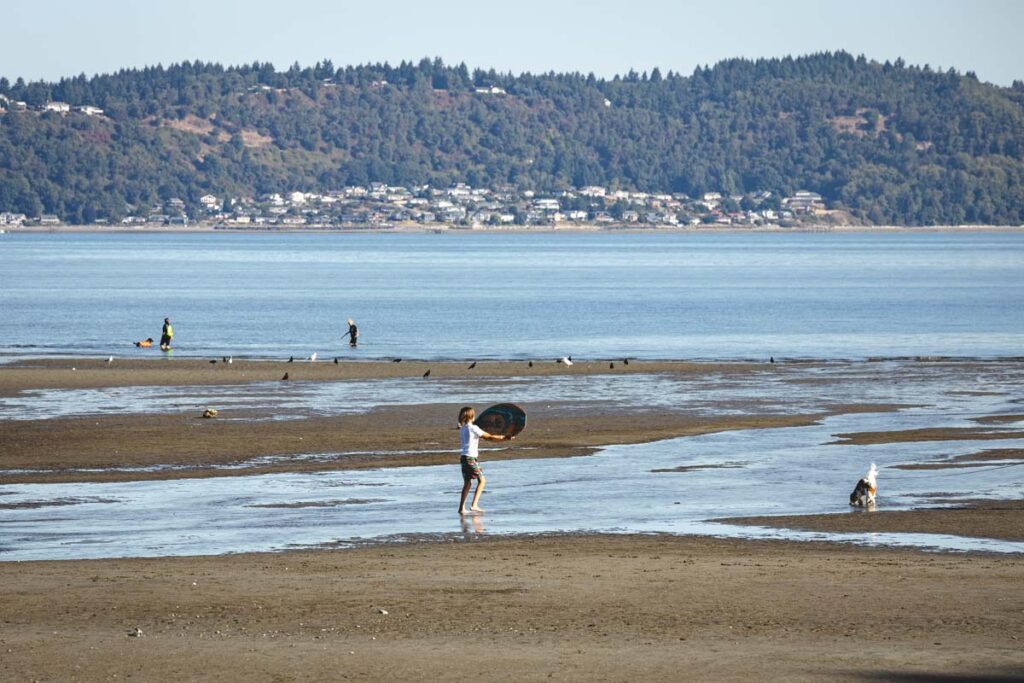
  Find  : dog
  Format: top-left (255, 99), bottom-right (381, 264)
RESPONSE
top-left (134, 337), bottom-right (154, 348)
top-left (849, 463), bottom-right (878, 507)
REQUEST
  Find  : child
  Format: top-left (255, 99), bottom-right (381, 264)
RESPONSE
top-left (457, 406), bottom-right (511, 514)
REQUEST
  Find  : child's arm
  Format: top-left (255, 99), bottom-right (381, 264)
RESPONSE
top-left (481, 432), bottom-right (512, 441)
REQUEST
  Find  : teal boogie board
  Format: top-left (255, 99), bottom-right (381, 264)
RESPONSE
top-left (474, 403), bottom-right (527, 437)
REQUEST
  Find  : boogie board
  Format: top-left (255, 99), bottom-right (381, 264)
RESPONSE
top-left (474, 403), bottom-right (527, 437)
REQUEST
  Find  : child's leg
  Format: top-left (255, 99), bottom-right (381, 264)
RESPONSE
top-left (458, 478), bottom-right (472, 513)
top-left (469, 475), bottom-right (486, 511)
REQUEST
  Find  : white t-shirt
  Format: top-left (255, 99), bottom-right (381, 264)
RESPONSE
top-left (460, 423), bottom-right (485, 458)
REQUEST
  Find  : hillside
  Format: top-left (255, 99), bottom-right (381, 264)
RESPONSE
top-left (1, 52), bottom-right (1023, 225)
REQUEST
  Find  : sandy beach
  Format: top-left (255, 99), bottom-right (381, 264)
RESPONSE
top-left (2, 534), bottom-right (1022, 682)
top-left (2, 358), bottom-right (1022, 680)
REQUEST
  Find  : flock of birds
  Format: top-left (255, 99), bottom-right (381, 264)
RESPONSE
top-left (104, 352), bottom-right (644, 378)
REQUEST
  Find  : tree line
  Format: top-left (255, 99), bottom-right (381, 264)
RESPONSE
top-left (1, 51), bottom-right (1022, 224)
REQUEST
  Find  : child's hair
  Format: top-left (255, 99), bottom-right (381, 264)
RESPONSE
top-left (458, 406), bottom-right (475, 426)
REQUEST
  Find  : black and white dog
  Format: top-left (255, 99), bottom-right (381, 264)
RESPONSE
top-left (849, 463), bottom-right (878, 507)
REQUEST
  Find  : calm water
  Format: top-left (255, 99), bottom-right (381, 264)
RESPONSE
top-left (2, 231), bottom-right (1023, 361)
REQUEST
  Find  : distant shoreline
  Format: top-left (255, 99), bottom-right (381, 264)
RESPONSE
top-left (6, 223), bottom-right (1024, 235)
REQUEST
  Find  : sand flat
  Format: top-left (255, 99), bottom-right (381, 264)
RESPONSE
top-left (1, 534), bottom-right (1021, 682)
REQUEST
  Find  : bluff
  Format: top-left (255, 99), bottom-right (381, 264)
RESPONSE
top-left (1, 52), bottom-right (1023, 225)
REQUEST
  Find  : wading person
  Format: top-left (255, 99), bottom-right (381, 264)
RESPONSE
top-left (343, 318), bottom-right (358, 346)
top-left (160, 317), bottom-right (173, 351)
top-left (457, 406), bottom-right (511, 514)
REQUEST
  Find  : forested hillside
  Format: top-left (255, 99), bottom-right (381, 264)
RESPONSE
top-left (1, 52), bottom-right (1023, 224)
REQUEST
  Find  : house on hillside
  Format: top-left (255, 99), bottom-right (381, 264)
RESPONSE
top-left (39, 214), bottom-right (61, 225)
top-left (784, 191), bottom-right (825, 213)
top-left (42, 101), bottom-right (70, 113)
top-left (474, 86), bottom-right (506, 95)
top-left (0, 212), bottom-right (27, 226)
top-left (75, 105), bottom-right (104, 116)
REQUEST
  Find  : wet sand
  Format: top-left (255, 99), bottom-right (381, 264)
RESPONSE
top-left (2, 534), bottom-right (1021, 682)
top-left (720, 500), bottom-right (1024, 542)
top-left (0, 358), bottom-right (885, 484)
top-left (0, 357), bottom-right (767, 395)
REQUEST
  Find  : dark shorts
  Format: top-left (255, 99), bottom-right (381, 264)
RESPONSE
top-left (160, 334), bottom-right (172, 347)
top-left (460, 456), bottom-right (482, 481)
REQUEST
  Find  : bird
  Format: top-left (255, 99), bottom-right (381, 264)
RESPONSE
top-left (227, 356), bottom-right (233, 364)
top-left (422, 369), bottom-right (431, 378)
top-left (769, 356), bottom-right (775, 364)
top-left (623, 358), bottom-right (629, 366)
top-left (222, 356), bottom-right (227, 363)
top-left (288, 356), bottom-right (294, 363)
top-left (106, 356), bottom-right (114, 364)
top-left (557, 356), bottom-right (573, 366)
top-left (392, 358), bottom-right (402, 363)
top-left (468, 361), bottom-right (476, 369)
top-left (309, 352), bottom-right (317, 362)
top-left (209, 359), bottom-right (217, 364)
top-left (610, 362), bottom-right (615, 369)
top-left (281, 372), bottom-right (289, 381)
top-left (333, 357), bottom-right (339, 364)
top-left (528, 360), bottom-right (533, 368)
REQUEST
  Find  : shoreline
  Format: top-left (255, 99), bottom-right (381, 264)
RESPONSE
top-left (6, 222), bottom-right (1024, 234)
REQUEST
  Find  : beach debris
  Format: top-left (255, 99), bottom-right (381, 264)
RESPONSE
top-left (468, 361), bottom-right (476, 369)
top-left (377, 608), bottom-right (389, 616)
top-left (557, 356), bottom-right (573, 366)
top-left (422, 369), bottom-right (431, 378)
top-left (309, 352), bottom-right (317, 362)
top-left (282, 372), bottom-right (290, 381)
top-left (127, 627), bottom-right (144, 638)
top-left (202, 408), bottom-right (219, 419)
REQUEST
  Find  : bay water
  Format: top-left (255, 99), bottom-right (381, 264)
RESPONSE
top-left (2, 230), bottom-right (1023, 361)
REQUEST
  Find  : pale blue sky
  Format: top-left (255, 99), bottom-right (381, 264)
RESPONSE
top-left (4, 0), bottom-right (1023, 85)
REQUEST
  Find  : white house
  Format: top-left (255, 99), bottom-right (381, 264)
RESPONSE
top-left (474, 86), bottom-right (506, 95)
top-left (43, 101), bottom-right (70, 113)
top-left (75, 105), bottom-right (104, 116)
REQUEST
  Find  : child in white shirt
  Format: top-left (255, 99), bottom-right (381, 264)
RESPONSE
top-left (457, 406), bottom-right (510, 514)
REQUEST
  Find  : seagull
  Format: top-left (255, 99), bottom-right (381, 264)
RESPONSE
top-left (227, 356), bottom-right (233, 364)
top-left (557, 356), bottom-right (573, 366)
top-left (610, 362), bottom-right (615, 369)
top-left (282, 372), bottom-right (289, 381)
top-left (468, 362), bottom-right (476, 369)
top-left (422, 369), bottom-right (431, 378)
top-left (106, 356), bottom-right (114, 364)
top-left (288, 356), bottom-right (294, 363)
top-left (309, 352), bottom-right (317, 362)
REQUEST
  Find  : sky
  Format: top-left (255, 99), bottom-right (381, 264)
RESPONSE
top-left (4, 0), bottom-right (1024, 86)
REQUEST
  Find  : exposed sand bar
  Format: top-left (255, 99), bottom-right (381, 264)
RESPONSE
top-left (0, 359), bottom-right (907, 484)
top-left (1, 534), bottom-right (1021, 682)
top-left (719, 500), bottom-right (1024, 542)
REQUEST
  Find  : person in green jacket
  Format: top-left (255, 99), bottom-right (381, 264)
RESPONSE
top-left (160, 318), bottom-right (174, 351)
